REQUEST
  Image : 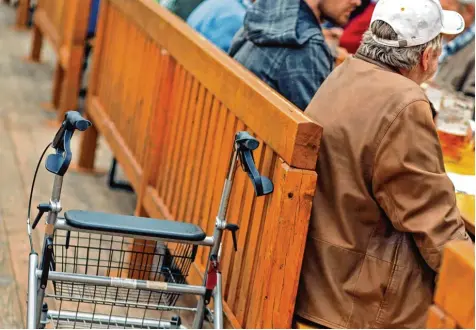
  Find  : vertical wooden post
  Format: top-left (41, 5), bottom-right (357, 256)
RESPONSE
top-left (15, 0), bottom-right (30, 30)
top-left (51, 62), bottom-right (64, 109)
top-left (57, 46), bottom-right (84, 121)
top-left (76, 0), bottom-right (108, 172)
top-left (56, 0), bottom-right (90, 122)
top-left (246, 160), bottom-right (317, 329)
top-left (29, 24), bottom-right (43, 61)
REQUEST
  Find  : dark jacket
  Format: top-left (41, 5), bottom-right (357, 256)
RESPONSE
top-left (434, 39), bottom-right (475, 97)
top-left (229, 0), bottom-right (334, 111)
top-left (296, 54), bottom-right (471, 328)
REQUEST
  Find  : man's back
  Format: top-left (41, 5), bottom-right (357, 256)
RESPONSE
top-left (296, 56), bottom-right (470, 328)
top-left (229, 0), bottom-right (333, 111)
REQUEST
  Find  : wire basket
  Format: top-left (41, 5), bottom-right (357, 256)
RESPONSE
top-left (49, 230), bottom-right (197, 309)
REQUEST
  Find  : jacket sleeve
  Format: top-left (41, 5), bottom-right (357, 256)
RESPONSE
top-left (372, 100), bottom-right (471, 272)
top-left (276, 42), bottom-right (333, 111)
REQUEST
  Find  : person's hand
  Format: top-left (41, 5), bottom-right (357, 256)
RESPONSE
top-left (322, 27), bottom-right (344, 43)
top-left (335, 47), bottom-right (350, 66)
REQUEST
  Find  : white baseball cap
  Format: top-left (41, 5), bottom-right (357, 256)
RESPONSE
top-left (370, 0), bottom-right (465, 47)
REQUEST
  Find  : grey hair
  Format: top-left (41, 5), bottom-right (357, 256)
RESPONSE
top-left (356, 20), bottom-right (442, 70)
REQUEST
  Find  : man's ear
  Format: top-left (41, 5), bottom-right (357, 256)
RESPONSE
top-left (421, 47), bottom-right (431, 71)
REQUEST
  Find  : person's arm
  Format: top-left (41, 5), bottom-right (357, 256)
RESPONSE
top-left (373, 100), bottom-right (471, 272)
top-left (461, 61), bottom-right (475, 97)
top-left (276, 42), bottom-right (333, 111)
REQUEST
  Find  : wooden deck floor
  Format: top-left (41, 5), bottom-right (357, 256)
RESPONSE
top-left (0, 4), bottom-right (137, 327)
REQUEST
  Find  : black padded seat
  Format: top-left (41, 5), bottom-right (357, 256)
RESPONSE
top-left (64, 210), bottom-right (206, 241)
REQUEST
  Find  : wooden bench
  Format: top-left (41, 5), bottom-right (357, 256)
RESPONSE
top-left (28, 0), bottom-right (94, 123)
top-left (76, 0), bottom-right (322, 328)
top-left (427, 241), bottom-right (475, 329)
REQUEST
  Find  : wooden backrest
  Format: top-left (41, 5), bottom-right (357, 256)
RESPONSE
top-left (427, 241), bottom-right (475, 329)
top-left (85, 0), bottom-right (323, 328)
top-left (35, 0), bottom-right (91, 51)
top-left (35, 0), bottom-right (65, 49)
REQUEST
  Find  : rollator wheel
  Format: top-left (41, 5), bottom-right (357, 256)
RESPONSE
top-left (39, 303), bottom-right (48, 329)
top-left (171, 315), bottom-right (182, 329)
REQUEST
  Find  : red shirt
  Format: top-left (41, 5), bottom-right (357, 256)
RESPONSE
top-left (339, 3), bottom-right (376, 54)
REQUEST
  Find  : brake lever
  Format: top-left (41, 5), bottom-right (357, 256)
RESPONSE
top-left (52, 123), bottom-right (66, 151)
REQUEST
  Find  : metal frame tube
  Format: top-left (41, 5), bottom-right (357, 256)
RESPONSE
top-left (38, 270), bottom-right (207, 295)
top-left (47, 310), bottom-right (186, 329)
top-left (46, 175), bottom-right (63, 227)
top-left (27, 253), bottom-right (39, 329)
top-left (213, 273), bottom-right (223, 329)
top-left (54, 218), bottom-right (215, 246)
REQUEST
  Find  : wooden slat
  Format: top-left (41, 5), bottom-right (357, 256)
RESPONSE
top-left (181, 90), bottom-right (214, 222)
top-left (88, 97), bottom-right (142, 189)
top-left (170, 80), bottom-right (201, 218)
top-left (134, 40), bottom-right (159, 168)
top-left (175, 85), bottom-right (207, 221)
top-left (124, 28), bottom-right (146, 152)
top-left (157, 65), bottom-right (186, 199)
top-left (164, 73), bottom-right (194, 210)
top-left (109, 0), bottom-right (322, 171)
top-left (146, 52), bottom-right (175, 188)
top-left (190, 98), bottom-right (221, 226)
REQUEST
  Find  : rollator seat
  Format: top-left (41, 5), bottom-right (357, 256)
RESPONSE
top-left (64, 210), bottom-right (206, 241)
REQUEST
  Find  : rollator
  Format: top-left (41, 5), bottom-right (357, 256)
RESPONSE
top-left (26, 111), bottom-right (273, 329)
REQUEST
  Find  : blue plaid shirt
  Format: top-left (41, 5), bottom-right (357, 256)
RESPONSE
top-left (439, 24), bottom-right (475, 64)
top-left (229, 0), bottom-right (333, 111)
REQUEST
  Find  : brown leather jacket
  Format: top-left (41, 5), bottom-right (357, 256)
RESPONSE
top-left (295, 55), bottom-right (472, 328)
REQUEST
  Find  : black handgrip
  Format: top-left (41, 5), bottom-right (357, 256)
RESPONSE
top-left (235, 131), bottom-right (259, 151)
top-left (234, 131), bottom-right (274, 197)
top-left (64, 111), bottom-right (91, 131)
top-left (47, 111), bottom-right (92, 176)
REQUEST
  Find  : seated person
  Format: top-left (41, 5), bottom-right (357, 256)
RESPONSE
top-left (187, 0), bottom-right (252, 52)
top-left (158, 0), bottom-right (204, 20)
top-left (296, 0), bottom-right (472, 328)
top-left (339, 0), bottom-right (378, 53)
top-left (434, 0), bottom-right (475, 97)
top-left (229, 0), bottom-right (361, 111)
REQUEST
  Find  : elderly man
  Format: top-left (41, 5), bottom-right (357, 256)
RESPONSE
top-left (296, 0), bottom-right (472, 328)
top-left (229, 0), bottom-right (362, 111)
top-left (435, 0), bottom-right (475, 97)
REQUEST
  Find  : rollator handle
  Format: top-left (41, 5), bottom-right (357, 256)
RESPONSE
top-left (234, 132), bottom-right (274, 197)
top-left (47, 111), bottom-right (92, 176)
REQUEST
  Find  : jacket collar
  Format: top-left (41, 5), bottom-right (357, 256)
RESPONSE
top-left (354, 53), bottom-right (437, 119)
top-left (354, 53), bottom-right (400, 74)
